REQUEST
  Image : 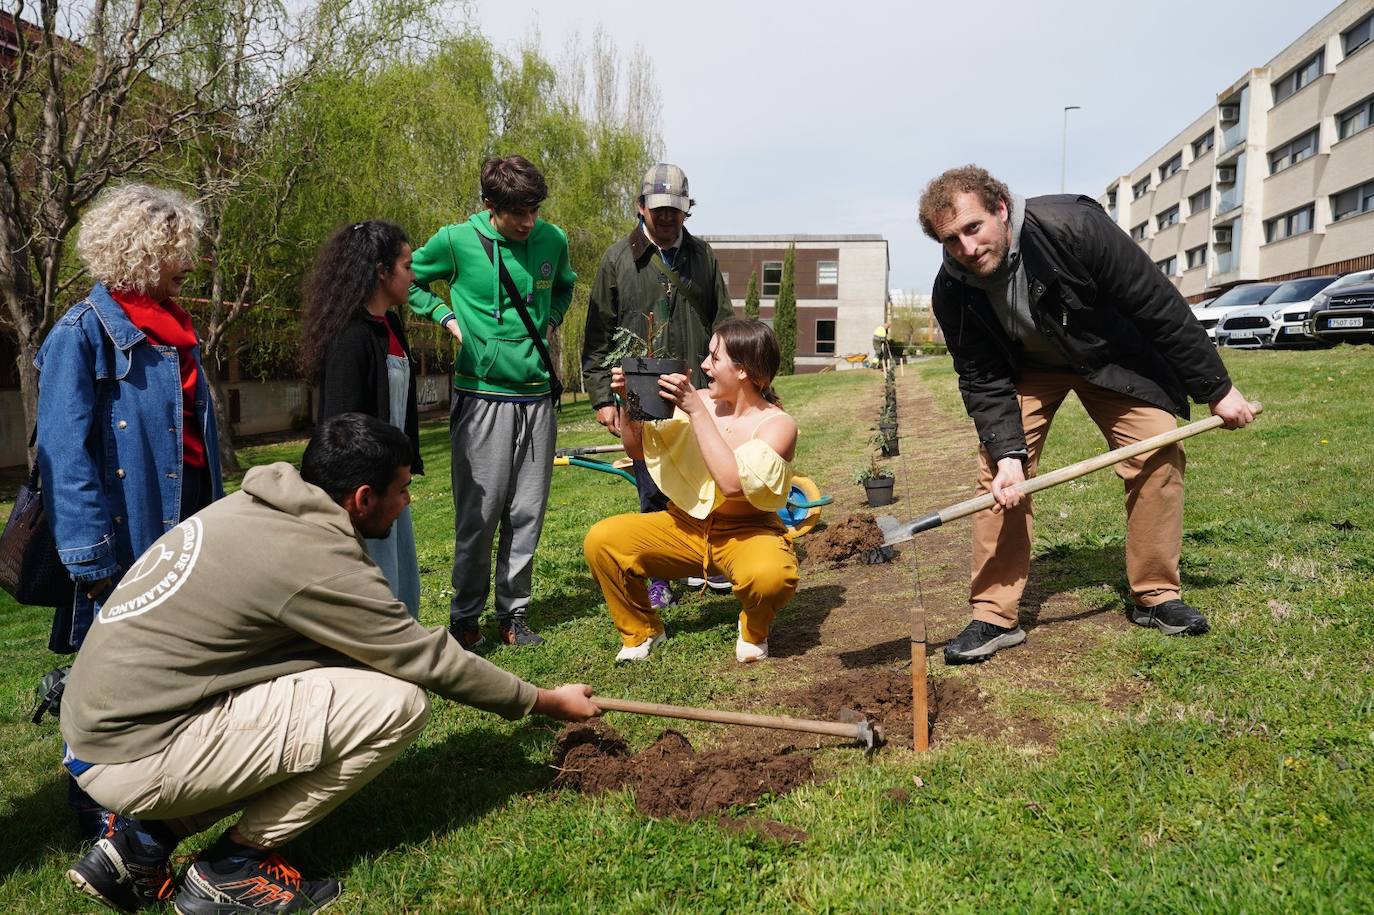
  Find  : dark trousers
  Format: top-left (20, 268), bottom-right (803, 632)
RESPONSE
top-left (632, 459), bottom-right (669, 513)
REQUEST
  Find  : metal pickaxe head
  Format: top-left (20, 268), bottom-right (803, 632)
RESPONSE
top-left (839, 708), bottom-right (885, 756)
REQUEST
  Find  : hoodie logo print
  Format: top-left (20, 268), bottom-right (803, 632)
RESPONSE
top-left (99, 518), bottom-right (204, 623)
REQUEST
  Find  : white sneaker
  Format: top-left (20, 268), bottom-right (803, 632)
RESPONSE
top-left (735, 622), bottom-right (767, 663)
top-left (615, 631), bottom-right (666, 663)
top-left (685, 575), bottom-right (733, 593)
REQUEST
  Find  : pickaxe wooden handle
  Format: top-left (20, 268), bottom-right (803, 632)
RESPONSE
top-left (592, 696), bottom-right (883, 750)
top-left (881, 402), bottom-right (1263, 546)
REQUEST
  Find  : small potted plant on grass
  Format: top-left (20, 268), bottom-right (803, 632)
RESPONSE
top-left (603, 314), bottom-right (686, 421)
top-left (852, 453), bottom-right (895, 507)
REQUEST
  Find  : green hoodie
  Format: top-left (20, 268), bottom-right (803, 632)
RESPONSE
top-left (408, 212), bottom-right (576, 397)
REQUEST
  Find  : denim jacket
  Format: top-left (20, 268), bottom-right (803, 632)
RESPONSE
top-left (34, 283), bottom-right (224, 652)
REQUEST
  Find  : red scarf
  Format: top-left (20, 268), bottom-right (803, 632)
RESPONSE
top-left (111, 289), bottom-right (207, 469)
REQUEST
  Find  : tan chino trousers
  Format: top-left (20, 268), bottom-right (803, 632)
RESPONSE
top-left (970, 372), bottom-right (1186, 628)
top-left (77, 668), bottom-right (430, 847)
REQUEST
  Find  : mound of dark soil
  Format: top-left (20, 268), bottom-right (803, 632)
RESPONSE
top-left (551, 722), bottom-right (814, 821)
top-left (782, 669), bottom-right (999, 748)
top-left (808, 513), bottom-right (886, 566)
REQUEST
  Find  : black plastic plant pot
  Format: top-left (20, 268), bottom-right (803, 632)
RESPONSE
top-left (622, 356), bottom-right (688, 421)
top-left (880, 438), bottom-right (900, 458)
top-left (863, 476), bottom-right (895, 507)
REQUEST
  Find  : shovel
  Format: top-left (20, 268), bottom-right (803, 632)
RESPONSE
top-left (877, 403), bottom-right (1263, 546)
top-left (880, 402), bottom-right (1262, 753)
top-left (592, 696), bottom-right (884, 753)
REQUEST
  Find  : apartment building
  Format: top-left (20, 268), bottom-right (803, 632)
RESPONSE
top-left (702, 234), bottom-right (890, 372)
top-left (1101, 0), bottom-right (1374, 301)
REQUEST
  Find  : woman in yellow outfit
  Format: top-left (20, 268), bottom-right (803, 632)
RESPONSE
top-left (584, 318), bottom-right (800, 663)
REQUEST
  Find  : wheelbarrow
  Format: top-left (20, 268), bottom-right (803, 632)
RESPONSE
top-left (553, 444), bottom-right (832, 538)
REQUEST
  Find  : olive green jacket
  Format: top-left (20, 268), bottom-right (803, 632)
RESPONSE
top-left (581, 225), bottom-right (734, 407)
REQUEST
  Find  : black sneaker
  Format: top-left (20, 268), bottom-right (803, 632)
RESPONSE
top-left (67, 829), bottom-right (175, 912)
top-left (448, 621), bottom-right (486, 653)
top-left (1130, 599), bottom-right (1209, 636)
top-left (174, 854), bottom-right (340, 914)
top-left (499, 618), bottom-right (545, 647)
top-left (943, 619), bottom-right (1027, 664)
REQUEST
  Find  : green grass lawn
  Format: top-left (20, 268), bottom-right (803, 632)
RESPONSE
top-left (2, 352), bottom-right (1372, 912)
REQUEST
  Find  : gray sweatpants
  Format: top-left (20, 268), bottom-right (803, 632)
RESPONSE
top-left (449, 394), bottom-right (556, 625)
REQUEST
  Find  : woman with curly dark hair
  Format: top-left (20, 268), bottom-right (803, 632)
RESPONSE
top-left (301, 220), bottom-right (423, 617)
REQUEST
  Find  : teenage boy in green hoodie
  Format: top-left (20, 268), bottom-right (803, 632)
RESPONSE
top-left (408, 155), bottom-right (577, 650)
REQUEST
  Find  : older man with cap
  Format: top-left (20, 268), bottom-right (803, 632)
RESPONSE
top-left (582, 163), bottom-right (735, 608)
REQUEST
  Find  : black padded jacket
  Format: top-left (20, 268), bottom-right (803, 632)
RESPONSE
top-left (931, 194), bottom-right (1232, 462)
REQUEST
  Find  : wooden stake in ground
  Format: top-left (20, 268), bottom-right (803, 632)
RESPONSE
top-left (911, 604), bottom-right (928, 751)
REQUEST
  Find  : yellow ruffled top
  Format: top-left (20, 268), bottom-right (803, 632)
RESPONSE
top-left (643, 409), bottom-right (793, 519)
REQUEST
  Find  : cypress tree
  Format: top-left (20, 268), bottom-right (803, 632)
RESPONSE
top-left (774, 243), bottom-right (797, 375)
top-left (744, 269), bottom-right (760, 319)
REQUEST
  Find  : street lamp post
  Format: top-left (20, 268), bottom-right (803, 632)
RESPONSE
top-left (1061, 105), bottom-right (1081, 193)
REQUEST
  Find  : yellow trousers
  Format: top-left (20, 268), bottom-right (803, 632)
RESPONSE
top-left (584, 504), bottom-right (799, 647)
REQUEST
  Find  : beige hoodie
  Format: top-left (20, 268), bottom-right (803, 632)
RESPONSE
top-left (61, 462), bottom-right (538, 764)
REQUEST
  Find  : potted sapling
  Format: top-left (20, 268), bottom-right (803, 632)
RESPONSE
top-left (852, 452), bottom-right (895, 507)
top-left (604, 313), bottom-right (686, 421)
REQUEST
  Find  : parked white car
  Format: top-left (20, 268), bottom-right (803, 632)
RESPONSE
top-left (1218, 275), bottom-right (1338, 349)
top-left (1192, 283), bottom-right (1280, 343)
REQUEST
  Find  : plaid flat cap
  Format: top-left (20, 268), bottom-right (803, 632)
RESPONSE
top-left (640, 163), bottom-right (693, 212)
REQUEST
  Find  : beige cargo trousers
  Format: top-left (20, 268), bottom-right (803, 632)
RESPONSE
top-left (77, 668), bottom-right (430, 846)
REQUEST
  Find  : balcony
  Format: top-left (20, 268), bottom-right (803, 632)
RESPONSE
top-left (1214, 250), bottom-right (1240, 274)
top-left (1216, 187), bottom-right (1243, 215)
top-left (1219, 122), bottom-right (1246, 156)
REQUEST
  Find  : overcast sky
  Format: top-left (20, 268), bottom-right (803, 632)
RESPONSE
top-left (471, 0), bottom-right (1337, 291)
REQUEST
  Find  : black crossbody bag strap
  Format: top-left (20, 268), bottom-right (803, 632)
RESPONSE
top-left (476, 231), bottom-right (563, 403)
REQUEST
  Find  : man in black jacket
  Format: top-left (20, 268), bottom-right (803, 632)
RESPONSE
top-left (917, 165), bottom-right (1255, 664)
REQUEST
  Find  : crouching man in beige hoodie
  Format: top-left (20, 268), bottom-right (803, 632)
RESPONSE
top-left (61, 412), bottom-right (599, 915)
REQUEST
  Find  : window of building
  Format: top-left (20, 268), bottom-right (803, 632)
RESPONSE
top-left (1332, 179), bottom-right (1374, 222)
top-left (815, 319), bottom-right (837, 355)
top-left (817, 261), bottom-right (838, 285)
top-left (1337, 94), bottom-right (1374, 140)
top-left (1192, 130), bottom-right (1215, 157)
top-left (1131, 176), bottom-right (1151, 199)
top-left (761, 261), bottom-right (782, 297)
top-left (1268, 128), bottom-right (1318, 174)
top-left (1131, 222), bottom-right (1148, 241)
top-left (1188, 187), bottom-right (1212, 216)
top-left (721, 272), bottom-right (729, 289)
top-left (1159, 153), bottom-right (1183, 182)
top-left (1106, 187), bottom-right (1118, 209)
top-left (1264, 204), bottom-right (1315, 242)
top-left (1343, 12), bottom-right (1372, 57)
top-left (1272, 51), bottom-right (1324, 105)
top-left (1186, 245), bottom-right (1207, 269)
top-left (1156, 205), bottom-right (1180, 230)
top-left (1156, 255), bottom-right (1177, 275)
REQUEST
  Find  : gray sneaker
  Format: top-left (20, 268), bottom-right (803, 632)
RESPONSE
top-left (1130, 599), bottom-right (1209, 636)
top-left (943, 619), bottom-right (1026, 664)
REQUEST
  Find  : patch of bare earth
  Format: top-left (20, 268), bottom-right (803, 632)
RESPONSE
top-left (551, 721), bottom-right (813, 840)
top-left (757, 369), bottom-right (1146, 752)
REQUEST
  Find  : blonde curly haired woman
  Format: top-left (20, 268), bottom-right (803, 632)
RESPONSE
top-left (35, 183), bottom-right (225, 839)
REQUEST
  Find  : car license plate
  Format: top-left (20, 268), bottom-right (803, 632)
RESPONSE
top-left (1328, 316), bottom-right (1364, 329)
top-left (1280, 326), bottom-right (1301, 335)
top-left (1229, 332), bottom-right (1254, 340)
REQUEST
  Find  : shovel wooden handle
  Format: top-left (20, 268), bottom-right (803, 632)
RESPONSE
top-left (592, 696), bottom-right (868, 742)
top-left (885, 402), bottom-right (1262, 544)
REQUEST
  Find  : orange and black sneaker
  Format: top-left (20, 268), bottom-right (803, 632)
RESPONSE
top-left (448, 621), bottom-right (487, 653)
top-left (499, 618), bottom-right (545, 647)
top-left (66, 827), bottom-right (176, 912)
top-left (174, 852), bottom-right (340, 913)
